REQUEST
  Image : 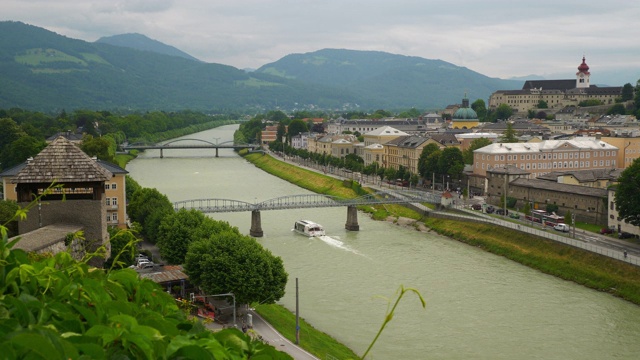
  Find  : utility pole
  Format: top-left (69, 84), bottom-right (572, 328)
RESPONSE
top-left (295, 278), bottom-right (300, 345)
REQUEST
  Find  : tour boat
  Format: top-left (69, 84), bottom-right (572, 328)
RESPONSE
top-left (293, 220), bottom-right (325, 237)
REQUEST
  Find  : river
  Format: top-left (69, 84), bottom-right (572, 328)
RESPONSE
top-left (126, 124), bottom-right (640, 359)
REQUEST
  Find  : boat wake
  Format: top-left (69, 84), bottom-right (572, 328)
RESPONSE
top-left (316, 235), bottom-right (365, 257)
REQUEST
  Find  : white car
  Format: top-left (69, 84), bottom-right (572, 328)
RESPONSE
top-left (554, 223), bottom-right (570, 232)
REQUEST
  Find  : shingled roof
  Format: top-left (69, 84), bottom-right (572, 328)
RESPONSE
top-left (11, 136), bottom-right (112, 184)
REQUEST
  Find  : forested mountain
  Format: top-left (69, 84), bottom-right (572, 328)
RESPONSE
top-left (95, 33), bottom-right (201, 62)
top-left (256, 49), bottom-right (522, 109)
top-left (0, 22), bottom-right (358, 112)
top-left (0, 21), bottom-right (521, 112)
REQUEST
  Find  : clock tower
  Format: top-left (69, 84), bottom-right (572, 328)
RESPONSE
top-left (576, 56), bottom-right (590, 89)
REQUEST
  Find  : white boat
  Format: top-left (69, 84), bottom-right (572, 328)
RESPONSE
top-left (293, 220), bottom-right (325, 237)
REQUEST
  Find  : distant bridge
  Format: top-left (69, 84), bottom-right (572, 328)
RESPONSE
top-left (121, 138), bottom-right (260, 158)
top-left (174, 190), bottom-right (442, 237)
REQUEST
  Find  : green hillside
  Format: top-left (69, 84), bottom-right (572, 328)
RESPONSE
top-left (0, 21), bottom-right (521, 112)
top-left (257, 48), bottom-right (522, 108)
top-left (0, 22), bottom-right (358, 112)
top-left (95, 33), bottom-right (201, 62)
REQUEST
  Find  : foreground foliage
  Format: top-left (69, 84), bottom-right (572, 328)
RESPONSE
top-left (0, 200), bottom-right (292, 359)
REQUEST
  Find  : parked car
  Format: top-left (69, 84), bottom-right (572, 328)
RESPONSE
top-left (509, 212), bottom-right (520, 219)
top-left (553, 223), bottom-right (570, 232)
top-left (600, 227), bottom-right (615, 235)
top-left (485, 205), bottom-right (495, 214)
top-left (471, 204), bottom-right (482, 210)
top-left (495, 208), bottom-right (508, 215)
top-left (618, 232), bottom-right (635, 239)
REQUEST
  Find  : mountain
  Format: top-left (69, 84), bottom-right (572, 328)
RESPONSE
top-left (0, 21), bottom-right (358, 112)
top-left (256, 49), bottom-right (522, 109)
top-left (95, 33), bottom-right (200, 62)
top-left (0, 21), bottom-right (522, 112)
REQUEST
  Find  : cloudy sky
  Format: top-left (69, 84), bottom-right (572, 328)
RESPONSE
top-left (4, 0), bottom-right (640, 84)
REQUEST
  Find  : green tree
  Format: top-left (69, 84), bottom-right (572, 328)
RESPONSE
top-left (0, 135), bottom-right (46, 170)
top-left (462, 137), bottom-right (493, 165)
top-left (384, 167), bottom-right (397, 182)
top-left (579, 99), bottom-right (603, 107)
top-left (184, 231), bottom-right (288, 306)
top-left (127, 188), bottom-right (174, 241)
top-left (437, 147), bottom-right (464, 178)
top-left (614, 157), bottom-right (640, 226)
top-left (287, 119), bottom-right (308, 138)
top-left (499, 122), bottom-right (518, 143)
top-left (418, 143), bottom-right (441, 178)
top-left (621, 83), bottom-right (634, 101)
top-left (471, 99), bottom-right (487, 121)
top-left (607, 103), bottom-right (627, 115)
top-left (564, 210), bottom-right (573, 226)
top-left (494, 104), bottom-right (514, 121)
top-left (157, 209), bottom-right (240, 265)
top-left (80, 134), bottom-right (116, 163)
top-left (397, 108), bottom-right (421, 118)
top-left (537, 100), bottom-right (548, 109)
top-left (276, 122), bottom-right (286, 143)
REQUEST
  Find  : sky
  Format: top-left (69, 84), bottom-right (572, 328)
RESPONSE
top-left (4, 0), bottom-right (640, 85)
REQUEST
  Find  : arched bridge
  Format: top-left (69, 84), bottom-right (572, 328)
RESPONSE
top-left (121, 138), bottom-right (260, 158)
top-left (174, 190), bottom-right (442, 237)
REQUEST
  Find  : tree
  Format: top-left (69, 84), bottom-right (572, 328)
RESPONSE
top-left (437, 147), bottom-right (464, 179)
top-left (384, 167), bottom-right (397, 182)
top-left (537, 100), bottom-right (548, 109)
top-left (471, 99), bottom-right (487, 122)
top-left (0, 200), bottom-right (19, 238)
top-left (564, 210), bottom-right (573, 226)
top-left (494, 104), bottom-right (514, 121)
top-left (621, 83), bottom-right (634, 101)
top-left (276, 122), bottom-right (286, 143)
top-left (536, 111), bottom-right (547, 119)
top-left (397, 108), bottom-right (421, 118)
top-left (184, 231), bottom-right (288, 306)
top-left (287, 119), bottom-right (308, 138)
top-left (499, 122), bottom-right (518, 143)
top-left (80, 134), bottom-right (116, 163)
top-left (607, 103), bottom-right (626, 115)
top-left (127, 188), bottom-right (174, 241)
top-left (0, 135), bottom-right (46, 170)
top-left (418, 143), bottom-right (441, 178)
top-left (614, 157), bottom-right (640, 226)
top-left (157, 209), bottom-right (240, 264)
top-left (462, 137), bottom-right (493, 165)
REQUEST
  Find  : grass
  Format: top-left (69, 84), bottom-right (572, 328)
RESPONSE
top-left (424, 217), bottom-right (640, 305)
top-left (254, 304), bottom-right (360, 360)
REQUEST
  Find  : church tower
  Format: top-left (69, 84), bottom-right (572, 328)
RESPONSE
top-left (576, 56), bottom-right (590, 89)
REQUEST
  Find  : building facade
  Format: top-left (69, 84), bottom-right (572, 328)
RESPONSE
top-left (472, 138), bottom-right (619, 178)
top-left (489, 57), bottom-right (623, 113)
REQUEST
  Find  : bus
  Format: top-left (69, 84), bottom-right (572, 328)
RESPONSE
top-left (525, 210), bottom-right (564, 227)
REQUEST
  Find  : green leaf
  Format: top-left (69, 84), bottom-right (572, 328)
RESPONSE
top-left (6, 332), bottom-right (62, 359)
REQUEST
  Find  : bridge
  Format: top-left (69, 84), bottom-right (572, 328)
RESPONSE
top-left (174, 190), bottom-right (442, 237)
top-left (121, 138), bottom-right (260, 158)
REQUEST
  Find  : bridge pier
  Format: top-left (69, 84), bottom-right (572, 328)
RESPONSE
top-left (215, 148), bottom-right (219, 157)
top-left (345, 205), bottom-right (359, 231)
top-left (160, 148), bottom-right (163, 158)
top-left (250, 210), bottom-right (264, 237)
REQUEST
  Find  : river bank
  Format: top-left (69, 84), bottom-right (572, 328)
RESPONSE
top-left (243, 152), bottom-right (640, 306)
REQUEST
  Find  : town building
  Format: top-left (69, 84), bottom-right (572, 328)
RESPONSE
top-left (472, 138), bottom-right (619, 178)
top-left (602, 134), bottom-right (640, 169)
top-left (489, 57), bottom-right (623, 113)
top-left (486, 167), bottom-right (608, 226)
top-left (383, 135), bottom-right (444, 175)
top-left (450, 96), bottom-right (479, 129)
top-left (326, 118), bottom-right (430, 135)
top-left (2, 137), bottom-right (116, 264)
top-left (361, 126), bottom-right (408, 166)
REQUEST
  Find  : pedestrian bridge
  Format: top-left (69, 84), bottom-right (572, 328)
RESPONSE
top-left (174, 190), bottom-right (441, 237)
top-left (122, 138), bottom-right (260, 158)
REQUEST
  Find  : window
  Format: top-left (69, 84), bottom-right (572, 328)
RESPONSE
top-left (112, 213), bottom-right (118, 221)
top-left (105, 184), bottom-right (110, 190)
top-left (106, 198), bottom-right (111, 206)
top-left (606, 160), bottom-right (610, 166)
top-left (521, 155), bottom-right (525, 160)
top-left (106, 214), bottom-right (112, 222)
top-left (600, 160), bottom-right (604, 166)
top-left (111, 183), bottom-right (117, 190)
top-left (112, 198), bottom-right (118, 206)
